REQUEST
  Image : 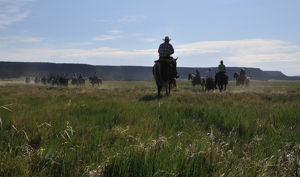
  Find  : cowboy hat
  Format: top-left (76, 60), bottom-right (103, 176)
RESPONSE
top-left (163, 36), bottom-right (171, 41)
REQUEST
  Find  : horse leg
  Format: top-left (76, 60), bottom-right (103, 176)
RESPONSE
top-left (167, 84), bottom-right (171, 95)
top-left (157, 85), bottom-right (162, 96)
top-left (219, 84), bottom-right (223, 92)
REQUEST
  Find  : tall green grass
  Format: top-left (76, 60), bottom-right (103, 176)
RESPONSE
top-left (0, 81), bottom-right (299, 176)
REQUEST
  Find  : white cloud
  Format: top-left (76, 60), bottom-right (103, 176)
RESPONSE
top-left (0, 0), bottom-right (31, 28)
top-left (92, 35), bottom-right (121, 41)
top-left (108, 30), bottom-right (121, 34)
top-left (176, 39), bottom-right (300, 63)
top-left (65, 42), bottom-right (93, 47)
top-left (96, 15), bottom-right (145, 24)
top-left (140, 38), bottom-right (157, 42)
top-left (1, 38), bottom-right (300, 75)
top-left (1, 35), bottom-right (43, 43)
top-left (117, 15), bottom-right (145, 23)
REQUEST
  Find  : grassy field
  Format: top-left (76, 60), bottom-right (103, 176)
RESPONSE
top-left (0, 80), bottom-right (299, 176)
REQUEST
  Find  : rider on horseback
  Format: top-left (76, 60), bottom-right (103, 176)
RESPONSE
top-left (206, 68), bottom-right (213, 79)
top-left (217, 60), bottom-right (228, 84)
top-left (218, 60), bottom-right (226, 74)
top-left (93, 72), bottom-right (98, 79)
top-left (196, 69), bottom-right (200, 78)
top-left (238, 68), bottom-right (246, 83)
top-left (158, 36), bottom-right (180, 78)
top-left (205, 68), bottom-right (214, 90)
top-left (78, 73), bottom-right (83, 80)
top-left (195, 69), bottom-right (201, 82)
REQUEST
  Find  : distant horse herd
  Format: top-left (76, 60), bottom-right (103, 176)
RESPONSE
top-left (26, 75), bottom-right (102, 88)
top-left (24, 62), bottom-right (250, 96)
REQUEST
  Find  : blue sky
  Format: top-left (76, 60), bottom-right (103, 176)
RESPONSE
top-left (1, 0), bottom-right (300, 76)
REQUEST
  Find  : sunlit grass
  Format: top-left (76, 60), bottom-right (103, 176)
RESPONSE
top-left (0, 80), bottom-right (299, 176)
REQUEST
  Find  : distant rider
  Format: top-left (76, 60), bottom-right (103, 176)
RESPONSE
top-left (206, 68), bottom-right (213, 79)
top-left (72, 73), bottom-right (77, 79)
top-left (218, 60), bottom-right (226, 74)
top-left (206, 68), bottom-right (213, 89)
top-left (196, 69), bottom-right (200, 78)
top-left (78, 73), bottom-right (83, 80)
top-left (93, 72), bottom-right (98, 79)
top-left (217, 60), bottom-right (228, 84)
top-left (56, 73), bottom-right (60, 80)
top-left (195, 69), bottom-right (201, 82)
top-left (239, 68), bottom-right (246, 83)
top-left (158, 36), bottom-right (180, 78)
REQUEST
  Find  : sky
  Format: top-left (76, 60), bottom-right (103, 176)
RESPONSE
top-left (1, 0), bottom-right (300, 76)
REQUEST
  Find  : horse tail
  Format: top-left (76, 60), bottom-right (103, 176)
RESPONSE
top-left (153, 62), bottom-right (167, 88)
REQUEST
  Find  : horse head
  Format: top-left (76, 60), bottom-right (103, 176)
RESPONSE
top-left (233, 72), bottom-right (239, 80)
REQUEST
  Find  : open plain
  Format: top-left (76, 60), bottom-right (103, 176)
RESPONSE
top-left (0, 80), bottom-right (299, 176)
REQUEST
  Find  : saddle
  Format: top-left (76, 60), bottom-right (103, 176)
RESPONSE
top-left (154, 58), bottom-right (172, 63)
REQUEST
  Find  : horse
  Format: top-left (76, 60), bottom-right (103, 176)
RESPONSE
top-left (59, 78), bottom-right (69, 86)
top-left (34, 77), bottom-right (41, 84)
top-left (48, 76), bottom-right (56, 86)
top-left (41, 78), bottom-right (47, 85)
top-left (233, 72), bottom-right (250, 88)
top-left (152, 58), bottom-right (178, 96)
top-left (188, 73), bottom-right (205, 91)
top-left (215, 72), bottom-right (228, 92)
top-left (205, 78), bottom-right (215, 91)
top-left (25, 77), bottom-right (31, 84)
top-left (78, 78), bottom-right (85, 86)
top-left (89, 77), bottom-right (102, 88)
top-left (71, 78), bottom-right (79, 86)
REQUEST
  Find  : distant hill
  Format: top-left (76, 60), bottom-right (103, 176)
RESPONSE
top-left (0, 61), bottom-right (299, 81)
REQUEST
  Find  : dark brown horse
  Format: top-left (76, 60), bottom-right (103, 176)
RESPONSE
top-left (205, 78), bottom-right (215, 91)
top-left (215, 72), bottom-right (228, 92)
top-left (89, 77), bottom-right (102, 88)
top-left (153, 58), bottom-right (178, 96)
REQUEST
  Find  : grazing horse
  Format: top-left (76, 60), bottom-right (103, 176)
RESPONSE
top-left (215, 72), bottom-right (228, 92)
top-left (153, 58), bottom-right (178, 96)
top-left (89, 77), bottom-right (102, 88)
top-left (233, 72), bottom-right (250, 88)
top-left (188, 73), bottom-right (205, 91)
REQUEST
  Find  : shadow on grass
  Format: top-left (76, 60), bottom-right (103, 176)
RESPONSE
top-left (139, 95), bottom-right (164, 101)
